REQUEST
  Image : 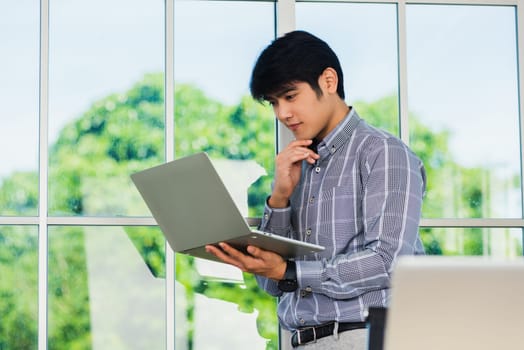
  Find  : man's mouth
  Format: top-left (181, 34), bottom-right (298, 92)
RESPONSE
top-left (288, 122), bottom-right (301, 131)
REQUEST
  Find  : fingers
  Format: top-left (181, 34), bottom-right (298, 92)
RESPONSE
top-left (218, 242), bottom-right (248, 261)
top-left (271, 140), bottom-right (320, 206)
top-left (206, 243), bottom-right (285, 280)
top-left (205, 243), bottom-right (261, 272)
top-left (246, 245), bottom-right (269, 259)
top-left (283, 140), bottom-right (320, 164)
top-left (205, 244), bottom-right (246, 270)
top-left (304, 151), bottom-right (320, 165)
top-left (289, 139), bottom-right (314, 147)
top-left (247, 245), bottom-right (286, 280)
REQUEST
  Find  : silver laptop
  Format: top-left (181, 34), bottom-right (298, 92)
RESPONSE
top-left (383, 255), bottom-right (524, 350)
top-left (131, 152), bottom-right (324, 262)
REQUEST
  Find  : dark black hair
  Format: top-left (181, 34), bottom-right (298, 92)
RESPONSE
top-left (250, 30), bottom-right (345, 102)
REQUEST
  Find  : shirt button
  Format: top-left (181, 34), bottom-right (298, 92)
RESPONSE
top-left (300, 288), bottom-right (312, 298)
top-left (300, 319), bottom-right (305, 325)
top-left (264, 213), bottom-right (269, 220)
top-left (309, 196), bottom-right (315, 204)
top-left (315, 167), bottom-right (321, 173)
top-left (306, 228), bottom-right (312, 236)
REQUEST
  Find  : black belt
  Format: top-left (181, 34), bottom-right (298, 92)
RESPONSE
top-left (291, 321), bottom-right (367, 347)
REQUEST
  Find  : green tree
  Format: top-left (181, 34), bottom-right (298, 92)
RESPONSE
top-left (0, 227), bottom-right (38, 350)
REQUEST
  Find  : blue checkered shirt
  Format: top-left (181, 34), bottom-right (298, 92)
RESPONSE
top-left (256, 108), bottom-right (426, 331)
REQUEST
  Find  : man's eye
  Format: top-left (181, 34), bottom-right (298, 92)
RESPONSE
top-left (285, 94), bottom-right (296, 101)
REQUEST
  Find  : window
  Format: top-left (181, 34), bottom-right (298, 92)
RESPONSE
top-left (0, 1), bottom-right (39, 216)
top-left (407, 4), bottom-right (520, 219)
top-left (173, 2), bottom-right (277, 348)
top-left (48, 0), bottom-right (165, 216)
top-left (406, 4), bottom-right (522, 257)
top-left (0, 1), bottom-right (522, 349)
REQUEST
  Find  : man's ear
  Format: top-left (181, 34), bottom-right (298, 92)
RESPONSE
top-left (320, 67), bottom-right (339, 94)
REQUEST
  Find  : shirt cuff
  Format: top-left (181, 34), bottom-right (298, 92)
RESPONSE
top-left (259, 197), bottom-right (292, 235)
top-left (255, 275), bottom-right (282, 297)
top-left (296, 260), bottom-right (324, 291)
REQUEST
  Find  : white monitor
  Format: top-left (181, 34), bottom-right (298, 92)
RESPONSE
top-left (384, 255), bottom-right (524, 350)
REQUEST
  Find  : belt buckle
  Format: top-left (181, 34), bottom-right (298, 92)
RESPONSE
top-left (298, 326), bottom-right (317, 345)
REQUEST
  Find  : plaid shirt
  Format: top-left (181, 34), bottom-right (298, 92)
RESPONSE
top-left (257, 108), bottom-right (426, 331)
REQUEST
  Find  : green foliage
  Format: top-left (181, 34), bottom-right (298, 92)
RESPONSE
top-left (353, 94), bottom-right (399, 136)
top-left (0, 172), bottom-right (38, 216)
top-left (125, 227), bottom-right (166, 278)
top-left (49, 74), bottom-right (166, 216)
top-left (419, 228), bottom-right (444, 255)
top-left (47, 227), bottom-right (92, 350)
top-left (0, 227), bottom-right (38, 350)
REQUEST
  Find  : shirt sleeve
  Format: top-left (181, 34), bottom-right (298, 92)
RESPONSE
top-left (296, 138), bottom-right (426, 300)
top-left (259, 196), bottom-right (293, 237)
top-left (254, 198), bottom-right (291, 296)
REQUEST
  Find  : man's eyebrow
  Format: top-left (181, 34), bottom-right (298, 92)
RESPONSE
top-left (266, 85), bottom-right (298, 100)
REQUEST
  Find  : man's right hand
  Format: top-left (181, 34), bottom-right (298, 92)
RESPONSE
top-left (268, 139), bottom-right (319, 208)
top-left (205, 243), bottom-right (287, 281)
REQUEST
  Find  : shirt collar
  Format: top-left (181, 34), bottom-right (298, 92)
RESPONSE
top-left (315, 106), bottom-right (360, 159)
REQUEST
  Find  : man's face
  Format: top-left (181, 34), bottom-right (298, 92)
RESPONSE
top-left (265, 80), bottom-right (337, 141)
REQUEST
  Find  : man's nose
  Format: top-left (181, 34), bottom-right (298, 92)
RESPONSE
top-left (275, 104), bottom-right (291, 121)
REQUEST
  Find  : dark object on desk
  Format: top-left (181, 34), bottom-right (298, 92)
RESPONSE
top-left (366, 307), bottom-right (387, 350)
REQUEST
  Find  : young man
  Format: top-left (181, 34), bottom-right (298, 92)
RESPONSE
top-left (206, 30), bottom-right (426, 349)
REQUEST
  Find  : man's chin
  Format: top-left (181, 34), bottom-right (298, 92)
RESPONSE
top-left (293, 133), bottom-right (311, 141)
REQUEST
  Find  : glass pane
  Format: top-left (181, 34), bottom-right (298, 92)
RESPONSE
top-left (406, 5), bottom-right (520, 218)
top-left (0, 226), bottom-right (38, 349)
top-left (48, 0), bottom-right (165, 216)
top-left (0, 1), bottom-right (39, 216)
top-left (48, 226), bottom-right (166, 349)
top-left (421, 227), bottom-right (523, 257)
top-left (174, 2), bottom-right (278, 349)
top-left (296, 2), bottom-right (399, 135)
